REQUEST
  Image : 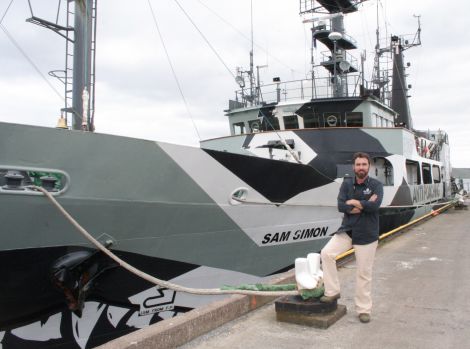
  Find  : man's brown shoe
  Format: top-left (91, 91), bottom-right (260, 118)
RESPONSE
top-left (358, 313), bottom-right (370, 323)
top-left (319, 294), bottom-right (340, 303)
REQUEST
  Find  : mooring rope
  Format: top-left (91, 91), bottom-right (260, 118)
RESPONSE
top-left (29, 185), bottom-right (299, 297)
top-left (335, 200), bottom-right (457, 260)
top-left (231, 196), bottom-right (455, 208)
top-left (29, 185), bottom-right (459, 297)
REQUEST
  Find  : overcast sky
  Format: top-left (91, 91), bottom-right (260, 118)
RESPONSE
top-left (1, 0), bottom-right (469, 167)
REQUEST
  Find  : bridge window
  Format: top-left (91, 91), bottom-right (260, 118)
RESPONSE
top-left (371, 157), bottom-right (394, 186)
top-left (260, 115), bottom-right (280, 131)
top-left (406, 160), bottom-right (421, 185)
top-left (422, 163), bottom-right (432, 184)
top-left (372, 113), bottom-right (387, 127)
top-left (233, 122), bottom-right (245, 135)
top-left (432, 165), bottom-right (441, 183)
top-left (372, 114), bottom-right (378, 127)
top-left (283, 115), bottom-right (299, 130)
top-left (303, 113), bottom-right (321, 128)
top-left (346, 112), bottom-right (363, 127)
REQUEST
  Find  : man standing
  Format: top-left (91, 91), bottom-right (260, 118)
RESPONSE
top-left (320, 152), bottom-right (383, 323)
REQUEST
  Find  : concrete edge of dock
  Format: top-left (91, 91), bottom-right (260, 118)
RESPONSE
top-left (96, 271), bottom-right (296, 349)
top-left (97, 201), bottom-right (459, 349)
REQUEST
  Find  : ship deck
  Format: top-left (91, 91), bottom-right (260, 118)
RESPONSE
top-left (98, 201), bottom-right (469, 349)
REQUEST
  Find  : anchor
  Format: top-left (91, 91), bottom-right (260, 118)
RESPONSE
top-left (50, 240), bottom-right (117, 316)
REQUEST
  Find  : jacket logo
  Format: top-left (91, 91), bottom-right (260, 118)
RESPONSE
top-left (363, 188), bottom-right (372, 195)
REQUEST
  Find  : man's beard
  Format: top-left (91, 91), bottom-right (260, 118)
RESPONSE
top-left (355, 170), bottom-right (367, 179)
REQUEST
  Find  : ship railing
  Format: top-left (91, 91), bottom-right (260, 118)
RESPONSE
top-left (312, 22), bottom-right (357, 47)
top-left (232, 74), bottom-right (364, 107)
top-left (299, 0), bottom-right (362, 15)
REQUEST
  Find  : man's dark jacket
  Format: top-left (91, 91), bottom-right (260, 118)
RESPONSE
top-left (337, 176), bottom-right (383, 245)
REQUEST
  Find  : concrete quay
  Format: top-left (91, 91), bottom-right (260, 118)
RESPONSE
top-left (100, 204), bottom-right (470, 349)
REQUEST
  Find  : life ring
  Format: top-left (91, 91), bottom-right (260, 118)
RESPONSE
top-left (326, 115), bottom-right (338, 127)
top-left (251, 122), bottom-right (260, 133)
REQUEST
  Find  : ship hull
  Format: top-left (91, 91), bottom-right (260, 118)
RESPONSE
top-left (0, 122), bottom-right (450, 348)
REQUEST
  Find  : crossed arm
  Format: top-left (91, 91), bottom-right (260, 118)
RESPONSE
top-left (346, 195), bottom-right (378, 214)
top-left (337, 180), bottom-right (383, 215)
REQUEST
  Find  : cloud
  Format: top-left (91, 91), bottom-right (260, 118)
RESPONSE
top-left (1, 0), bottom-right (470, 166)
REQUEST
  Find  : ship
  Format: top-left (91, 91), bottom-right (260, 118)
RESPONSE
top-left (0, 0), bottom-right (452, 348)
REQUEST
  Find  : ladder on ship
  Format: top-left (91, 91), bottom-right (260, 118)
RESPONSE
top-left (26, 0), bottom-right (98, 131)
top-left (300, 0), bottom-right (360, 98)
top-left (63, 1), bottom-right (75, 125)
top-left (63, 0), bottom-right (98, 130)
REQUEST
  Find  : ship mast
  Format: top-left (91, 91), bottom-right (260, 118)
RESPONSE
top-left (371, 0), bottom-right (389, 102)
top-left (300, 0), bottom-right (360, 99)
top-left (234, 0), bottom-right (260, 106)
top-left (371, 1), bottom-right (421, 130)
top-left (26, 0), bottom-right (97, 131)
top-left (390, 15), bottom-right (421, 130)
top-left (71, 0), bottom-right (97, 131)
top-left (249, 0), bottom-right (255, 104)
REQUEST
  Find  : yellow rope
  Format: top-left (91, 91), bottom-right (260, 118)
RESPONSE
top-left (30, 185), bottom-right (456, 296)
top-left (335, 201), bottom-right (456, 260)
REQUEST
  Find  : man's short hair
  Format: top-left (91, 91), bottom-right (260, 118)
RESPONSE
top-left (353, 152), bottom-right (371, 165)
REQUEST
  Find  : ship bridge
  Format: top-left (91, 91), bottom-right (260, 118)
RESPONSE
top-left (225, 0), bottom-right (398, 136)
